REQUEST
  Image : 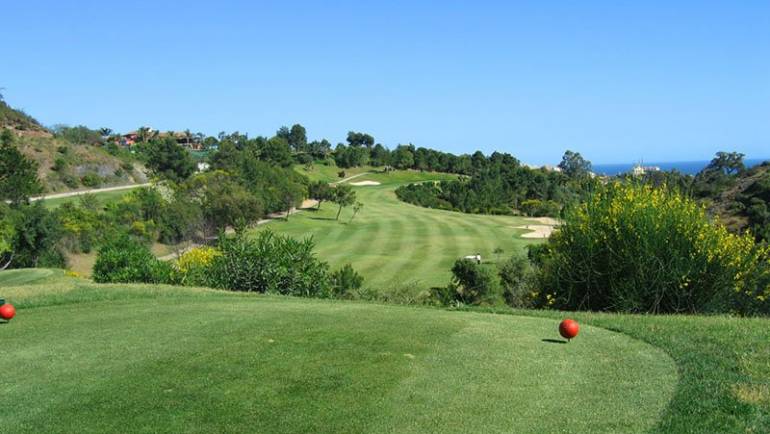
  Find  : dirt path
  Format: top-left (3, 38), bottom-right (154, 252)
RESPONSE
top-left (30, 183), bottom-right (150, 202)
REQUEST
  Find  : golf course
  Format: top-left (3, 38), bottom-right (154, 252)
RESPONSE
top-left (260, 167), bottom-right (542, 293)
top-left (2, 269), bottom-right (769, 433)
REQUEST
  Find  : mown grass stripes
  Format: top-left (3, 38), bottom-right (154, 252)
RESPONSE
top-left (255, 171), bottom-right (538, 295)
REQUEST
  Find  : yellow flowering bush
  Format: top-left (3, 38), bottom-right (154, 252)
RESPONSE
top-left (537, 182), bottom-right (770, 314)
top-left (175, 246), bottom-right (221, 286)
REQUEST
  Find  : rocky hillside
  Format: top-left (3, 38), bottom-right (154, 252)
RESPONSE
top-left (708, 163), bottom-right (770, 240)
top-left (1, 99), bottom-right (146, 193)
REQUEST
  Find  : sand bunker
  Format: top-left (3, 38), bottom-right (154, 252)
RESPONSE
top-left (349, 181), bottom-right (381, 186)
top-left (515, 217), bottom-right (561, 239)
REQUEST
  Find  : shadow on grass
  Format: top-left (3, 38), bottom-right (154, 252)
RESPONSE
top-left (309, 217), bottom-right (337, 221)
top-left (541, 338), bottom-right (567, 344)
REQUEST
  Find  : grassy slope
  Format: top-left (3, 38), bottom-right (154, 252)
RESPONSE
top-left (471, 306), bottom-right (770, 433)
top-left (39, 188), bottom-right (135, 209)
top-left (294, 163), bottom-right (375, 183)
top-left (257, 169), bottom-right (538, 294)
top-left (0, 273), bottom-right (676, 434)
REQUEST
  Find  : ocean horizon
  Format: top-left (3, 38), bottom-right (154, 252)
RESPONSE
top-left (591, 158), bottom-right (769, 176)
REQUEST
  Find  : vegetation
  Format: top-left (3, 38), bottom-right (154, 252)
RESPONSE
top-left (205, 231), bottom-right (332, 296)
top-left (394, 151), bottom-right (593, 216)
top-left (143, 136), bottom-right (195, 182)
top-left (536, 182), bottom-right (770, 314)
top-left (92, 235), bottom-right (172, 284)
top-left (0, 129), bottom-right (42, 204)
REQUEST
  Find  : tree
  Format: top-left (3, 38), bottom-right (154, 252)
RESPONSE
top-left (9, 203), bottom-right (64, 268)
top-left (288, 124), bottom-right (307, 152)
top-left (281, 180), bottom-right (306, 221)
top-left (308, 181), bottom-right (332, 209)
top-left (370, 144), bottom-right (391, 167)
top-left (558, 150), bottom-right (592, 178)
top-left (0, 204), bottom-right (15, 269)
top-left (186, 171), bottom-right (264, 235)
top-left (0, 129), bottom-right (42, 205)
top-left (392, 145), bottom-right (415, 169)
top-left (332, 184), bottom-right (356, 220)
top-left (349, 201), bottom-right (364, 223)
top-left (261, 136), bottom-right (294, 167)
top-left (145, 137), bottom-right (195, 182)
top-left (346, 131), bottom-right (375, 148)
top-left (705, 151), bottom-right (745, 176)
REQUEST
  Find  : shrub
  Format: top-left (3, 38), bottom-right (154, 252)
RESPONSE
top-left (206, 231), bottom-right (331, 296)
top-left (519, 199), bottom-right (561, 217)
top-left (52, 158), bottom-right (67, 172)
top-left (93, 235), bottom-right (171, 284)
top-left (61, 174), bottom-right (79, 189)
top-left (434, 258), bottom-right (502, 306)
top-left (81, 173), bottom-right (101, 188)
top-left (330, 264), bottom-right (364, 297)
top-left (9, 203), bottom-right (65, 269)
top-left (498, 254), bottom-right (535, 308)
top-left (537, 182), bottom-right (770, 314)
top-left (175, 246), bottom-right (220, 286)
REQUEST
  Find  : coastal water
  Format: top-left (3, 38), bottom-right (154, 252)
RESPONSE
top-left (592, 158), bottom-right (768, 176)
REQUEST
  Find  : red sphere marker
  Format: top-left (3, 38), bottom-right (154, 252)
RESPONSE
top-left (0, 303), bottom-right (16, 321)
top-left (559, 319), bottom-right (579, 341)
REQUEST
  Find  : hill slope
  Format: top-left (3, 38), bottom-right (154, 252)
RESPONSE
top-left (1, 99), bottom-right (146, 193)
top-left (258, 169), bottom-right (541, 295)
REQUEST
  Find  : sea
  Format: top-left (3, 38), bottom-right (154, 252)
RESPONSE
top-left (592, 158), bottom-right (769, 176)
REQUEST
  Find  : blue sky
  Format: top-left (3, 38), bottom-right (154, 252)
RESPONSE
top-left (2, 1), bottom-right (768, 164)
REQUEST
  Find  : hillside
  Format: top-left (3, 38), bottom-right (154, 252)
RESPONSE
top-left (708, 162), bottom-right (770, 239)
top-left (257, 169), bottom-right (541, 295)
top-left (1, 99), bottom-right (146, 193)
top-left (0, 99), bottom-right (49, 135)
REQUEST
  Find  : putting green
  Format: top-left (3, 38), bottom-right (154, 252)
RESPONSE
top-left (257, 170), bottom-right (540, 294)
top-left (0, 291), bottom-right (677, 433)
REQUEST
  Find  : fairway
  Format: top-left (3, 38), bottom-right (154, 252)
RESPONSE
top-left (258, 170), bottom-right (540, 293)
top-left (0, 280), bottom-right (676, 433)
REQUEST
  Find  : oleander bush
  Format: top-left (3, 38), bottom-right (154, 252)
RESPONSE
top-left (536, 182), bottom-right (770, 314)
top-left (206, 231), bottom-right (332, 297)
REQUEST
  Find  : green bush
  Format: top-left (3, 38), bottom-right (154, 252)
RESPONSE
top-left (81, 173), bottom-right (101, 188)
top-left (519, 199), bottom-right (561, 217)
top-left (93, 235), bottom-right (172, 284)
top-left (206, 231), bottom-right (331, 296)
top-left (537, 182), bottom-right (770, 314)
top-left (330, 264), bottom-right (364, 297)
top-left (434, 258), bottom-right (502, 306)
top-left (498, 254), bottom-right (535, 308)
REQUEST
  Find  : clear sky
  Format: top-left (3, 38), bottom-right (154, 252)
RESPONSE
top-left (2, 1), bottom-right (768, 164)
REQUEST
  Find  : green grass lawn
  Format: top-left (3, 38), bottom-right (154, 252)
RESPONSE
top-left (1, 271), bottom-right (768, 432)
top-left (257, 169), bottom-right (538, 295)
top-left (0, 273), bottom-right (678, 433)
top-left (39, 189), bottom-right (134, 209)
top-left (294, 162), bottom-right (375, 183)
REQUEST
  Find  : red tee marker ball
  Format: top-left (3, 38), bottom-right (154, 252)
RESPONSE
top-left (0, 303), bottom-right (16, 321)
top-left (559, 319), bottom-right (579, 340)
